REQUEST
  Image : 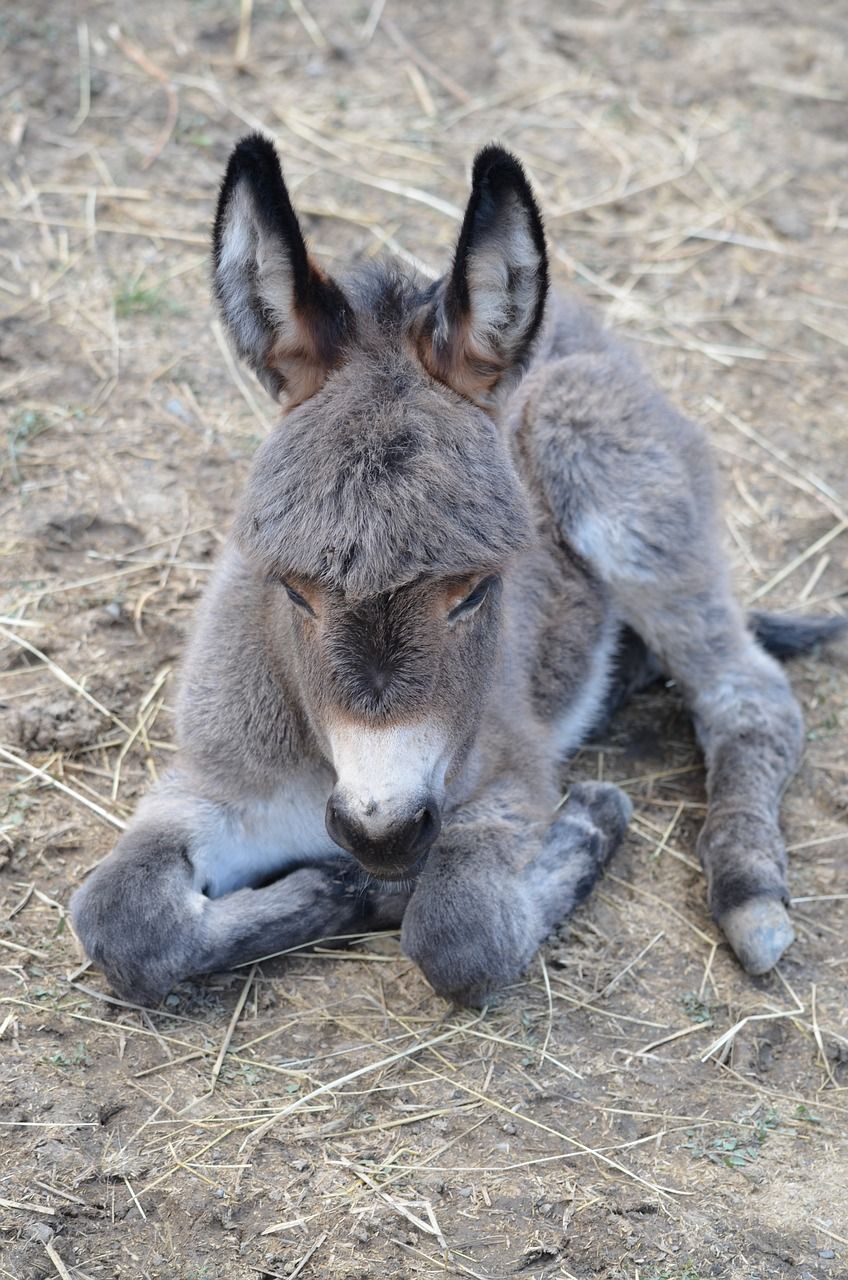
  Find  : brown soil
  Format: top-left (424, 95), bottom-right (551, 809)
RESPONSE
top-left (1, 2), bottom-right (846, 1278)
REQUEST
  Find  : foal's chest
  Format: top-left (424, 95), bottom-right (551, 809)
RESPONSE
top-left (195, 769), bottom-right (342, 897)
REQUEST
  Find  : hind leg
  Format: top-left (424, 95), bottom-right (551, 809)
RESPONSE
top-left (627, 590), bottom-right (802, 972)
top-left (70, 773), bottom-right (409, 1004)
top-left (527, 350), bottom-right (804, 972)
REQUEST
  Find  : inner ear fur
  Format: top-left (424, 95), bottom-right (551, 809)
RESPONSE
top-left (415, 144), bottom-right (549, 409)
top-left (213, 133), bottom-right (356, 407)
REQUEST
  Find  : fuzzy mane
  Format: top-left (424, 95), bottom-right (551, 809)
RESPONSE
top-left (233, 269), bottom-right (534, 596)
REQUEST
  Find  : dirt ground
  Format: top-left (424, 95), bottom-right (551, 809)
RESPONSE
top-left (1, 1), bottom-right (847, 1277)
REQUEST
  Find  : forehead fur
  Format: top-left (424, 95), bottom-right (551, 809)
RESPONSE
top-left (233, 269), bottom-right (533, 596)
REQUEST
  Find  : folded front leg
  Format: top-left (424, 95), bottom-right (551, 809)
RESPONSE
top-left (401, 781), bottom-right (631, 1006)
top-left (70, 777), bottom-right (409, 1005)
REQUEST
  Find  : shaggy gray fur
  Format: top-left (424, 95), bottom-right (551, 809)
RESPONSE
top-left (70, 136), bottom-right (845, 1007)
top-left (235, 326), bottom-right (534, 598)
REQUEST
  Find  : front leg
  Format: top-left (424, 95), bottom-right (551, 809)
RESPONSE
top-left (401, 782), bottom-right (631, 1005)
top-left (71, 774), bottom-right (409, 1005)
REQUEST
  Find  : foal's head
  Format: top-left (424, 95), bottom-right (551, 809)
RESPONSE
top-left (213, 135), bottom-right (549, 877)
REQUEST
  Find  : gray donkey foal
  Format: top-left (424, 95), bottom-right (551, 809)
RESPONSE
top-left (71, 137), bottom-right (844, 1006)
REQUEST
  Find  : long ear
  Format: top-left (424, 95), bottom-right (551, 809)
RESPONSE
top-left (213, 134), bottom-right (356, 406)
top-left (415, 145), bottom-right (549, 408)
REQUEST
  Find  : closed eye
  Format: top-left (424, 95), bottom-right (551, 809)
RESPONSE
top-left (280, 580), bottom-right (316, 617)
top-left (448, 575), bottom-right (497, 622)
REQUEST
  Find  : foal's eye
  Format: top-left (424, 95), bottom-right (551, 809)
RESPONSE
top-left (280, 580), bottom-right (316, 617)
top-left (448, 576), bottom-right (496, 622)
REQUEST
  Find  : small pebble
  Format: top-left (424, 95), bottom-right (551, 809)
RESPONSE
top-left (769, 207), bottom-right (811, 241)
top-left (819, 1249), bottom-right (835, 1259)
top-left (26, 1223), bottom-right (54, 1245)
top-left (165, 397), bottom-right (191, 422)
top-left (457, 1185), bottom-right (473, 1198)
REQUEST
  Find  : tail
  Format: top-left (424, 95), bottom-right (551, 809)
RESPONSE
top-left (749, 610), bottom-right (847, 660)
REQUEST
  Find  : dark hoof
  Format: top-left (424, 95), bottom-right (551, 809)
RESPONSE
top-left (719, 897), bottom-right (795, 974)
top-left (568, 781), bottom-right (632, 832)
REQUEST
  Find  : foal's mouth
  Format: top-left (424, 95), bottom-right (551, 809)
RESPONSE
top-left (352, 850), bottom-right (431, 884)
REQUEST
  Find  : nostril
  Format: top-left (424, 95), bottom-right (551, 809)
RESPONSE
top-left (325, 796), bottom-right (355, 854)
top-left (411, 803), bottom-right (441, 855)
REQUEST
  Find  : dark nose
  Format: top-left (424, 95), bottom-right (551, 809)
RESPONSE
top-left (325, 794), bottom-right (441, 875)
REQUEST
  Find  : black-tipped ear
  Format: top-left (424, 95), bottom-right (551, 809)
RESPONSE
top-left (213, 134), bottom-right (355, 407)
top-left (415, 145), bottom-right (549, 408)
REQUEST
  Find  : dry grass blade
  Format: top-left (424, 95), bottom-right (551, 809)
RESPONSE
top-left (0, 1196), bottom-right (57, 1216)
top-left (814, 1221), bottom-right (848, 1248)
top-left (747, 517), bottom-right (848, 603)
top-left (239, 1014), bottom-right (486, 1149)
top-left (706, 396), bottom-right (847, 518)
top-left (0, 745), bottom-right (126, 831)
top-left (599, 930), bottom-right (665, 998)
top-left (211, 318), bottom-right (272, 430)
top-left (287, 1231), bottom-right (327, 1280)
top-left (210, 965), bottom-right (256, 1091)
top-left (108, 26), bottom-right (179, 169)
top-left (234, 0), bottom-right (253, 65)
top-left (360, 0), bottom-right (388, 43)
top-left (0, 937), bottom-right (48, 959)
top-left (635, 1023), bottom-right (713, 1056)
top-left (69, 21), bottom-right (91, 134)
top-left (339, 1158), bottom-right (447, 1248)
top-left (288, 0), bottom-right (328, 49)
top-left (42, 1241), bottom-right (73, 1280)
top-left (382, 17), bottom-right (471, 104)
top-left (810, 983), bottom-right (838, 1088)
top-left (604, 872), bottom-right (715, 945)
top-left (0, 623), bottom-right (131, 734)
top-left (537, 953), bottom-right (554, 1066)
top-left (411, 1059), bottom-right (691, 1197)
top-left (390, 1237), bottom-right (499, 1280)
top-left (701, 1001), bottom-right (804, 1064)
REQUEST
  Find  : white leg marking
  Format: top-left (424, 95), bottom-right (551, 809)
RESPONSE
top-left (193, 770), bottom-right (340, 898)
top-left (552, 615), bottom-right (619, 756)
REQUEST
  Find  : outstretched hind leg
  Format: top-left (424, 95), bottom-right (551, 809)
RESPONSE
top-left (682, 634), bottom-right (802, 972)
top-left (70, 778), bottom-right (409, 1005)
top-left (612, 585), bottom-right (803, 972)
top-left (526, 348), bottom-right (804, 973)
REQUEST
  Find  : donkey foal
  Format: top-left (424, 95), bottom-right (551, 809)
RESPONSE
top-left (71, 137), bottom-right (845, 1006)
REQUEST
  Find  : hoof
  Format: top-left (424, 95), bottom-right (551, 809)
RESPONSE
top-left (719, 897), bottom-right (795, 975)
top-left (568, 781), bottom-right (633, 842)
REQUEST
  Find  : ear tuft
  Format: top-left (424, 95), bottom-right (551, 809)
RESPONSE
top-left (213, 133), bottom-right (355, 407)
top-left (416, 144), bottom-right (549, 408)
